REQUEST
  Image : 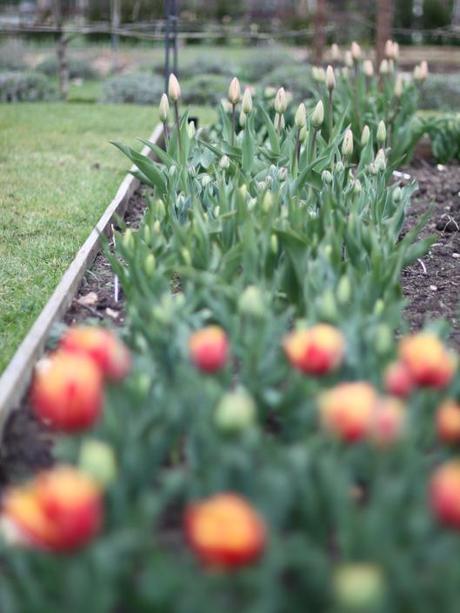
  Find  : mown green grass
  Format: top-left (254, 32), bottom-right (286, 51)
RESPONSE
top-left (0, 102), bottom-right (214, 374)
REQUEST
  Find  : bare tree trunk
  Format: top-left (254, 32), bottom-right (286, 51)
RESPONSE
top-left (314, 0), bottom-right (326, 63)
top-left (376, 0), bottom-right (394, 67)
top-left (53, 0), bottom-right (68, 100)
top-left (111, 0), bottom-right (121, 52)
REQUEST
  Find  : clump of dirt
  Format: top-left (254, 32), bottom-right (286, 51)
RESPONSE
top-left (401, 161), bottom-right (460, 347)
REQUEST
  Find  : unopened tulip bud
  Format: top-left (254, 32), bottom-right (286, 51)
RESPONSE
top-left (238, 285), bottom-right (264, 318)
top-left (181, 248), bottom-right (192, 266)
top-left (351, 41), bottom-right (362, 60)
top-left (326, 65), bottom-right (336, 91)
top-left (385, 39), bottom-right (394, 59)
top-left (274, 87), bottom-right (287, 114)
top-left (394, 74), bottom-right (404, 98)
top-left (187, 121), bottom-right (196, 138)
top-left (168, 73), bottom-right (181, 101)
top-left (334, 564), bottom-right (385, 610)
top-left (437, 400), bottom-right (460, 444)
top-left (375, 149), bottom-right (387, 172)
top-left (295, 103), bottom-right (306, 128)
top-left (79, 440), bottom-right (117, 487)
top-left (419, 60), bottom-right (428, 81)
top-left (335, 160), bottom-right (345, 173)
top-left (353, 179), bottom-right (362, 195)
top-left (337, 275), bottom-right (351, 304)
top-left (122, 228), bottom-right (134, 252)
top-left (239, 111), bottom-right (247, 127)
top-left (361, 125), bottom-right (370, 146)
top-left (270, 233), bottom-right (278, 254)
top-left (242, 88), bottom-right (253, 114)
top-left (384, 361), bottom-right (415, 398)
top-left (393, 186), bottom-right (402, 203)
top-left (331, 43), bottom-right (340, 61)
top-left (311, 100), bottom-right (324, 129)
top-left (342, 128), bottom-right (354, 158)
top-left (159, 93), bottom-right (169, 122)
top-left (322, 170), bottom-right (333, 185)
top-left (363, 59), bottom-right (374, 77)
top-left (299, 126), bottom-right (308, 143)
top-left (189, 326), bottom-right (229, 373)
top-left (153, 220), bottom-right (161, 234)
top-left (374, 323), bottom-right (392, 355)
top-left (144, 253), bottom-right (156, 276)
top-left (376, 120), bottom-right (387, 145)
top-left (379, 59), bottom-right (389, 75)
top-left (219, 155), bottom-right (230, 170)
top-left (215, 388), bottom-right (256, 432)
top-left (284, 324), bottom-right (345, 376)
top-left (228, 77), bottom-right (241, 105)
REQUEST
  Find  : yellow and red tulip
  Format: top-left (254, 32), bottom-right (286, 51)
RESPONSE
top-left (283, 324), bottom-right (345, 376)
top-left (319, 382), bottom-right (377, 442)
top-left (370, 397), bottom-right (406, 447)
top-left (189, 326), bottom-right (229, 373)
top-left (399, 333), bottom-right (457, 389)
top-left (1, 467), bottom-right (102, 552)
top-left (430, 461), bottom-right (460, 529)
top-left (184, 493), bottom-right (266, 568)
top-left (437, 400), bottom-right (460, 444)
top-left (60, 326), bottom-right (131, 382)
top-left (384, 361), bottom-right (414, 398)
top-left (31, 351), bottom-right (103, 432)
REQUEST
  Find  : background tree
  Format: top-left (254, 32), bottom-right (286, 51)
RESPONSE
top-left (314, 0), bottom-right (326, 63)
top-left (376, 0), bottom-right (394, 67)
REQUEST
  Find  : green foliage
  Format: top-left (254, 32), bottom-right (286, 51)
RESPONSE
top-left (182, 74), bottom-right (233, 105)
top-left (0, 72), bottom-right (57, 102)
top-left (101, 72), bottom-right (164, 105)
top-left (423, 113), bottom-right (460, 162)
top-left (36, 55), bottom-right (97, 80)
top-left (0, 38), bottom-right (27, 71)
top-left (240, 47), bottom-right (298, 81)
top-left (421, 74), bottom-right (460, 112)
top-left (260, 64), bottom-right (314, 102)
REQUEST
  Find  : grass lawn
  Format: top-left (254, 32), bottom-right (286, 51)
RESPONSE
top-left (0, 102), bottom-right (214, 374)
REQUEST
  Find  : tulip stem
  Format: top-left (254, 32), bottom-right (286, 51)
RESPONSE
top-left (328, 91), bottom-right (333, 142)
top-left (231, 103), bottom-right (236, 147)
top-left (173, 100), bottom-right (182, 158)
top-left (163, 121), bottom-right (169, 147)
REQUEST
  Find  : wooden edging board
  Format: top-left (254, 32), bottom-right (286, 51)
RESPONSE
top-left (0, 123), bottom-right (164, 432)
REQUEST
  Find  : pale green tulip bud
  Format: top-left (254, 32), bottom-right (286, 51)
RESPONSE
top-left (239, 111), bottom-right (247, 127)
top-left (215, 388), bottom-right (256, 433)
top-left (219, 154), bottom-right (230, 170)
top-left (168, 73), bottom-right (181, 101)
top-left (181, 248), bottom-right (192, 266)
top-left (353, 179), bottom-right (362, 195)
top-left (79, 440), bottom-right (117, 488)
top-left (214, 206), bottom-right (220, 217)
top-left (187, 121), bottom-right (196, 138)
top-left (153, 220), bottom-right (161, 234)
top-left (375, 148), bottom-right (387, 172)
top-left (335, 160), bottom-right (345, 173)
top-left (337, 275), bottom-right (352, 304)
top-left (159, 93), bottom-right (169, 122)
top-left (154, 198), bottom-right (166, 219)
top-left (419, 60), bottom-right (428, 81)
top-left (394, 74), bottom-right (404, 98)
top-left (320, 288), bottom-right (338, 321)
top-left (143, 224), bottom-right (152, 244)
top-left (122, 228), bottom-right (134, 252)
top-left (274, 87), bottom-right (288, 113)
top-left (385, 39), bottom-right (395, 59)
top-left (326, 65), bottom-right (336, 91)
top-left (299, 126), bottom-right (308, 143)
top-left (375, 323), bottom-right (392, 355)
top-left (271, 233), bottom-right (278, 254)
top-left (342, 128), bottom-right (354, 158)
top-left (201, 174), bottom-right (212, 187)
top-left (144, 253), bottom-right (156, 276)
top-left (374, 299), bottom-right (384, 316)
top-left (379, 59), bottom-right (389, 75)
top-left (361, 124), bottom-right (370, 146)
top-left (322, 170), bottom-right (333, 185)
top-left (274, 112), bottom-right (285, 131)
top-left (376, 120), bottom-right (386, 145)
top-left (238, 285), bottom-right (264, 318)
top-left (228, 77), bottom-right (241, 104)
top-left (239, 184), bottom-right (248, 199)
top-left (242, 87), bottom-right (253, 114)
top-left (295, 103), bottom-right (307, 128)
top-left (311, 100), bottom-right (325, 129)
top-left (334, 564), bottom-right (385, 611)
top-left (262, 191), bottom-right (274, 212)
top-left (393, 186), bottom-right (402, 203)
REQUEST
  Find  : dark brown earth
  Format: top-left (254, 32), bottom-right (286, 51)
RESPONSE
top-left (1, 163), bottom-right (459, 489)
top-left (401, 161), bottom-right (460, 348)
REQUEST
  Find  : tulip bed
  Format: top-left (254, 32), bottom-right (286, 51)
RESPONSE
top-left (1, 43), bottom-right (460, 613)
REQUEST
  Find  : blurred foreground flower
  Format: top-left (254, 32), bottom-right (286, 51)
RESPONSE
top-left (370, 397), bottom-right (406, 447)
top-left (60, 326), bottom-right (131, 381)
top-left (215, 388), bottom-right (256, 433)
top-left (1, 467), bottom-right (102, 552)
top-left (189, 326), bottom-right (229, 373)
top-left (437, 400), bottom-right (460, 444)
top-left (79, 440), bottom-right (117, 487)
top-left (284, 324), bottom-right (345, 376)
top-left (430, 461), bottom-right (460, 528)
top-left (319, 382), bottom-right (377, 442)
top-left (399, 333), bottom-right (457, 389)
top-left (384, 361), bottom-right (414, 398)
top-left (334, 563), bottom-right (385, 611)
top-left (185, 493), bottom-right (266, 568)
top-left (31, 352), bottom-right (103, 432)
